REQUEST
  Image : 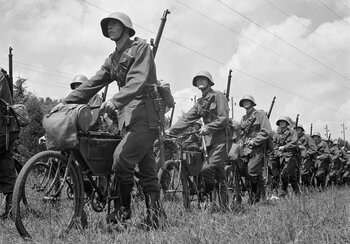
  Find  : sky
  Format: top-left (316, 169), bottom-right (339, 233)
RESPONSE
top-left (0, 0), bottom-right (349, 140)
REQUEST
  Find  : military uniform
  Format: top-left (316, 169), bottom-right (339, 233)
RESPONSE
top-left (169, 87), bottom-right (229, 208)
top-left (274, 126), bottom-right (300, 195)
top-left (297, 132), bottom-right (317, 186)
top-left (314, 140), bottom-right (330, 188)
top-left (0, 69), bottom-right (20, 218)
top-left (64, 38), bottom-right (160, 192)
top-left (240, 108), bottom-right (272, 203)
top-left (328, 143), bottom-right (347, 186)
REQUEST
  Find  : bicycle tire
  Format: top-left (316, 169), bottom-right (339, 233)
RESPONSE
top-left (12, 150), bottom-right (84, 240)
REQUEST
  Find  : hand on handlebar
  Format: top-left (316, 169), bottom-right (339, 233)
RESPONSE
top-left (199, 126), bottom-right (209, 135)
top-left (100, 100), bottom-right (117, 115)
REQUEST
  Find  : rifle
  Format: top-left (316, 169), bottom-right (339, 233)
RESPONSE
top-left (310, 123), bottom-right (313, 136)
top-left (267, 96), bottom-right (276, 119)
top-left (328, 133), bottom-right (331, 142)
top-left (169, 103), bottom-right (175, 127)
top-left (295, 114), bottom-right (299, 128)
top-left (8, 47), bottom-right (13, 98)
top-left (148, 9), bottom-right (170, 179)
top-left (151, 9), bottom-right (170, 57)
top-left (225, 69), bottom-right (232, 101)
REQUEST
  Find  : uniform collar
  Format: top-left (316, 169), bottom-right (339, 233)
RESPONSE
top-left (115, 37), bottom-right (133, 52)
top-left (201, 87), bottom-right (213, 99)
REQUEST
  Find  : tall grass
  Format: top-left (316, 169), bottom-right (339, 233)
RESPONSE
top-left (1, 187), bottom-right (350, 244)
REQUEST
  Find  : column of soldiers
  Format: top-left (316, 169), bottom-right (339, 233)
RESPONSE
top-left (1, 10), bottom-right (350, 226)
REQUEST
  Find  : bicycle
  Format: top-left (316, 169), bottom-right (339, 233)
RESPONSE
top-left (12, 127), bottom-right (123, 240)
top-left (158, 131), bottom-right (205, 210)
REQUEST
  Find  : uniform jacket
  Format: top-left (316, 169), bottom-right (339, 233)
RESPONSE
top-left (315, 141), bottom-right (330, 161)
top-left (240, 108), bottom-right (272, 149)
top-left (0, 71), bottom-right (19, 136)
top-left (63, 38), bottom-right (159, 131)
top-left (297, 133), bottom-right (317, 158)
top-left (169, 88), bottom-right (229, 146)
top-left (274, 127), bottom-right (298, 159)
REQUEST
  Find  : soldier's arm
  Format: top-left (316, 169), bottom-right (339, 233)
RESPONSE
top-left (306, 135), bottom-right (317, 157)
top-left (282, 129), bottom-right (298, 150)
top-left (110, 41), bottom-right (156, 110)
top-left (63, 57), bottom-right (113, 104)
top-left (251, 110), bottom-right (272, 147)
top-left (317, 142), bottom-right (330, 160)
top-left (203, 92), bottom-right (229, 133)
top-left (169, 105), bottom-right (201, 135)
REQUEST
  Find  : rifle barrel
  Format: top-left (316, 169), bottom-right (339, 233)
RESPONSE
top-left (226, 69), bottom-right (232, 101)
top-left (267, 96), bottom-right (276, 119)
top-left (152, 9), bottom-right (170, 58)
top-left (8, 47), bottom-right (13, 98)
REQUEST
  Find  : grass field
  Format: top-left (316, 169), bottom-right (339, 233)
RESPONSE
top-left (1, 186), bottom-right (350, 244)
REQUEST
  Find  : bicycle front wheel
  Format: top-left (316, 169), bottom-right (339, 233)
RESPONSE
top-left (12, 150), bottom-right (83, 240)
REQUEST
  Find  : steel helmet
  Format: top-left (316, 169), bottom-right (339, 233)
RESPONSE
top-left (276, 116), bottom-right (291, 126)
top-left (239, 95), bottom-right (256, 107)
top-left (311, 132), bottom-right (322, 139)
top-left (100, 12), bottom-right (135, 38)
top-left (192, 71), bottom-right (214, 87)
top-left (70, 74), bottom-right (88, 90)
top-left (333, 139), bottom-right (339, 145)
top-left (295, 124), bottom-right (304, 131)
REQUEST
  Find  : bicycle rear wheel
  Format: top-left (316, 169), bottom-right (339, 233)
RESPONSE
top-left (12, 150), bottom-right (83, 240)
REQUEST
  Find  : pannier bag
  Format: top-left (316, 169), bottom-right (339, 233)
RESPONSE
top-left (43, 104), bottom-right (92, 151)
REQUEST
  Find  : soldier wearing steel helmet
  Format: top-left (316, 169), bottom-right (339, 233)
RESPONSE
top-left (53, 12), bottom-right (163, 229)
top-left (295, 124), bottom-right (317, 188)
top-left (168, 71), bottom-right (230, 211)
top-left (238, 95), bottom-right (272, 203)
top-left (70, 75), bottom-right (104, 131)
top-left (273, 116), bottom-right (300, 197)
top-left (311, 132), bottom-right (330, 189)
top-left (328, 139), bottom-right (347, 186)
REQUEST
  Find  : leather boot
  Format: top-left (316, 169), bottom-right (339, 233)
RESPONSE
top-left (255, 175), bottom-right (266, 203)
top-left (106, 183), bottom-right (133, 224)
top-left (0, 193), bottom-right (13, 220)
top-left (139, 191), bottom-right (166, 230)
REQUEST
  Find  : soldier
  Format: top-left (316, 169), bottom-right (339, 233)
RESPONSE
top-left (53, 12), bottom-right (164, 229)
top-left (182, 121), bottom-right (203, 150)
top-left (295, 124), bottom-right (317, 187)
top-left (239, 95), bottom-right (272, 203)
top-left (168, 71), bottom-right (230, 211)
top-left (311, 132), bottom-right (330, 189)
top-left (0, 68), bottom-right (19, 219)
top-left (273, 116), bottom-right (300, 197)
top-left (328, 140), bottom-right (347, 186)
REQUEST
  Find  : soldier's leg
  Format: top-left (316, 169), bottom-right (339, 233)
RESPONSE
top-left (110, 122), bottom-right (158, 224)
top-left (246, 149), bottom-right (264, 203)
top-left (279, 160), bottom-right (289, 197)
top-left (0, 141), bottom-right (17, 219)
top-left (201, 143), bottom-right (227, 210)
